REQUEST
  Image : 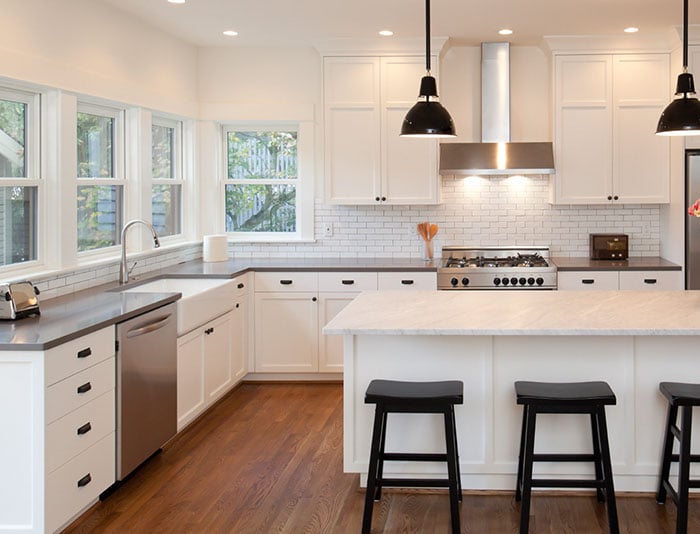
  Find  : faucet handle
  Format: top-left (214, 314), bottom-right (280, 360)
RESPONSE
top-left (127, 261), bottom-right (138, 277)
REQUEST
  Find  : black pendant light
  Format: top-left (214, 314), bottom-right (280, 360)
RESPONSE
top-left (656, 0), bottom-right (700, 136)
top-left (400, 0), bottom-right (456, 137)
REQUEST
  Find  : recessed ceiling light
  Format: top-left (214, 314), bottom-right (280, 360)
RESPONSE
top-left (379, 30), bottom-right (394, 37)
top-left (498, 29), bottom-right (513, 36)
top-left (223, 30), bottom-right (238, 37)
top-left (624, 27), bottom-right (639, 33)
top-left (168, 0), bottom-right (186, 4)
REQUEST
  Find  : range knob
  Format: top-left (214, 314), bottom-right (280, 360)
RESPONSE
top-left (493, 278), bottom-right (501, 286)
top-left (450, 277), bottom-right (459, 287)
top-left (461, 277), bottom-right (470, 286)
top-left (510, 277), bottom-right (518, 286)
top-left (502, 277), bottom-right (510, 285)
top-left (519, 277), bottom-right (526, 286)
top-left (527, 277), bottom-right (535, 286)
top-left (536, 277), bottom-right (544, 286)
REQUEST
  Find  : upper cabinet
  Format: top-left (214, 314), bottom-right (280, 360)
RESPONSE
top-left (323, 56), bottom-right (440, 205)
top-left (551, 53), bottom-right (670, 204)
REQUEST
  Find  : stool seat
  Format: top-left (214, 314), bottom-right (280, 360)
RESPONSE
top-left (659, 382), bottom-right (700, 406)
top-left (365, 379), bottom-right (464, 405)
top-left (515, 381), bottom-right (616, 405)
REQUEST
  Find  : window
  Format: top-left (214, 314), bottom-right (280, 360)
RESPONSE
top-left (151, 117), bottom-right (182, 238)
top-left (0, 88), bottom-right (39, 268)
top-left (224, 128), bottom-right (299, 236)
top-left (76, 104), bottom-right (124, 252)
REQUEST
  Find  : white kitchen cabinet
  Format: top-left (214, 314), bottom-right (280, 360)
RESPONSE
top-left (551, 53), bottom-right (670, 204)
top-left (0, 326), bottom-right (116, 534)
top-left (323, 56), bottom-right (439, 205)
top-left (378, 271), bottom-right (437, 291)
top-left (231, 287), bottom-right (248, 384)
top-left (558, 270), bottom-right (682, 291)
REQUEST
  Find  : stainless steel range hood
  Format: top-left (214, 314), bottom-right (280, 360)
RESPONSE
top-left (439, 42), bottom-right (555, 176)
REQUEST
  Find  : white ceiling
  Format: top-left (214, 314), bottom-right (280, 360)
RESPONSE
top-left (97, 0), bottom-right (691, 48)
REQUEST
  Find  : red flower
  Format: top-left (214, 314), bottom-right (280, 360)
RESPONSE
top-left (689, 199), bottom-right (700, 217)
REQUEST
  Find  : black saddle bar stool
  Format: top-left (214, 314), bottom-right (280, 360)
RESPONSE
top-left (362, 379), bottom-right (463, 534)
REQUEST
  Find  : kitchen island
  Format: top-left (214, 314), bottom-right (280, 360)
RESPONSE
top-left (323, 289), bottom-right (700, 492)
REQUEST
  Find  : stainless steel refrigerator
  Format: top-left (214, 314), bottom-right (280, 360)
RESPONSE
top-left (686, 149), bottom-right (700, 289)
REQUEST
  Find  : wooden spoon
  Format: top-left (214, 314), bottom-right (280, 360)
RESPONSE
top-left (429, 223), bottom-right (438, 240)
top-left (417, 222), bottom-right (427, 240)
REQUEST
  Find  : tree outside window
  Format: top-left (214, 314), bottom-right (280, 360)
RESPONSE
top-left (151, 120), bottom-right (182, 238)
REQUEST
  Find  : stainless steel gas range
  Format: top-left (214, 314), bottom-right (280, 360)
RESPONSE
top-left (437, 246), bottom-right (557, 290)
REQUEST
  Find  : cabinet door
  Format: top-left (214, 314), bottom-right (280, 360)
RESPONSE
top-left (612, 54), bottom-right (670, 203)
top-left (177, 330), bottom-right (205, 431)
top-left (231, 298), bottom-right (248, 384)
top-left (557, 271), bottom-right (619, 290)
top-left (203, 312), bottom-right (234, 404)
top-left (381, 57), bottom-right (439, 204)
top-left (318, 292), bottom-right (358, 373)
top-left (324, 57), bottom-right (381, 204)
top-left (618, 270), bottom-right (683, 290)
top-left (254, 292), bottom-right (318, 372)
top-left (553, 55), bottom-right (613, 204)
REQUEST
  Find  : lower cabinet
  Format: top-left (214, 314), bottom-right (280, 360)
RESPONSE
top-left (318, 292), bottom-right (358, 372)
top-left (558, 270), bottom-right (682, 291)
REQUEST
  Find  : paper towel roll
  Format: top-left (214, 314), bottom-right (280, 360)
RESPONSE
top-left (203, 235), bottom-right (229, 262)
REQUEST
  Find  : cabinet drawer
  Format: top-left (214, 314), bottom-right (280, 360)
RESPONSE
top-left (255, 272), bottom-right (318, 292)
top-left (46, 391), bottom-right (115, 473)
top-left (557, 271), bottom-right (619, 290)
top-left (318, 272), bottom-right (377, 292)
top-left (377, 272), bottom-right (436, 291)
top-left (45, 433), bottom-right (115, 533)
top-left (45, 357), bottom-right (115, 424)
top-left (619, 270), bottom-right (683, 291)
top-left (45, 327), bottom-right (114, 386)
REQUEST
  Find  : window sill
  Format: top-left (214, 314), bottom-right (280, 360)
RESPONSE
top-left (224, 235), bottom-right (316, 244)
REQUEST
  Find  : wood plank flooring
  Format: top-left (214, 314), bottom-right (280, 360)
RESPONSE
top-left (65, 383), bottom-right (699, 533)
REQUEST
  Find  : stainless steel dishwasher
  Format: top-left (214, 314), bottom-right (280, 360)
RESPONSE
top-left (115, 302), bottom-right (177, 480)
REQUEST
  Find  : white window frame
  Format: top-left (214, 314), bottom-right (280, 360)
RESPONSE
top-left (0, 86), bottom-right (42, 275)
top-left (151, 115), bottom-right (184, 240)
top-left (221, 122), bottom-right (314, 242)
top-left (76, 101), bottom-right (125, 259)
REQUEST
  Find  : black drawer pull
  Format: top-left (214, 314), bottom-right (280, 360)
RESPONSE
top-left (401, 280), bottom-right (415, 285)
top-left (77, 347), bottom-right (92, 359)
top-left (581, 279), bottom-right (595, 284)
top-left (77, 422), bottom-right (92, 435)
top-left (77, 382), bottom-right (92, 394)
top-left (235, 303), bottom-right (240, 308)
top-left (77, 473), bottom-right (92, 488)
top-left (644, 278), bottom-right (657, 284)
top-left (279, 280), bottom-right (293, 285)
top-left (237, 283), bottom-right (244, 289)
top-left (205, 327), bottom-right (214, 335)
top-left (341, 280), bottom-right (355, 285)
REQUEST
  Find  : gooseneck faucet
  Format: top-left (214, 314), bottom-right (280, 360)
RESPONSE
top-left (119, 219), bottom-right (160, 285)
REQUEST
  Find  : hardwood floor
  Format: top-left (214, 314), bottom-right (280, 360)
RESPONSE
top-left (65, 383), bottom-right (698, 533)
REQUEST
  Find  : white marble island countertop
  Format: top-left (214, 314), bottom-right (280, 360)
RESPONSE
top-left (323, 290), bottom-right (700, 336)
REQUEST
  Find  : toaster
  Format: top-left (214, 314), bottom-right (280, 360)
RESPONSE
top-left (0, 281), bottom-right (41, 320)
top-left (590, 234), bottom-right (629, 260)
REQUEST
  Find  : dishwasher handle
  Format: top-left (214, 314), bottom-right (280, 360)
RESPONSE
top-left (126, 314), bottom-right (173, 339)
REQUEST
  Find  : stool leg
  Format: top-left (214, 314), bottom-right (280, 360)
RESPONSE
top-left (362, 405), bottom-right (385, 534)
top-left (444, 408), bottom-right (461, 534)
top-left (519, 406), bottom-right (537, 534)
top-left (676, 406), bottom-right (693, 534)
top-left (450, 406), bottom-right (463, 502)
top-left (590, 412), bottom-right (605, 503)
top-left (596, 406), bottom-right (619, 534)
top-left (515, 405), bottom-right (528, 502)
top-left (374, 409), bottom-right (388, 501)
top-left (656, 403), bottom-right (678, 504)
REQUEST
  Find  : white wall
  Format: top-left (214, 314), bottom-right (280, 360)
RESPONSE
top-left (0, 0), bottom-right (199, 116)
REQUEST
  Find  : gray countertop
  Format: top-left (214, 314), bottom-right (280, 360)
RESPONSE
top-left (1, 257), bottom-right (435, 351)
top-left (551, 256), bottom-right (681, 271)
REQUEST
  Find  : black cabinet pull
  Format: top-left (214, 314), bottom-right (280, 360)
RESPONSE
top-left (613, 195), bottom-right (619, 200)
top-left (235, 303), bottom-right (240, 308)
top-left (77, 347), bottom-right (92, 359)
top-left (401, 280), bottom-right (415, 285)
top-left (312, 297), bottom-right (317, 302)
top-left (77, 473), bottom-right (92, 488)
top-left (341, 280), bottom-right (355, 285)
top-left (644, 278), bottom-right (658, 284)
top-left (77, 422), bottom-right (92, 435)
top-left (375, 196), bottom-right (380, 201)
top-left (582, 279), bottom-right (595, 284)
top-left (607, 195), bottom-right (613, 201)
top-left (77, 382), bottom-right (92, 394)
top-left (279, 280), bottom-right (293, 285)
top-left (381, 196), bottom-right (386, 201)
top-left (237, 283), bottom-right (244, 289)
top-left (205, 327), bottom-right (214, 335)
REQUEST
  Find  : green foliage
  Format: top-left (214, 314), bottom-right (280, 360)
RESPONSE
top-left (77, 185), bottom-right (120, 251)
top-left (152, 124), bottom-right (173, 179)
top-left (0, 99), bottom-right (26, 177)
top-left (77, 112), bottom-right (113, 178)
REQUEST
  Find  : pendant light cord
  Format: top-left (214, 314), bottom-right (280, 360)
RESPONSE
top-left (683, 0), bottom-right (689, 70)
top-left (425, 0), bottom-right (431, 73)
